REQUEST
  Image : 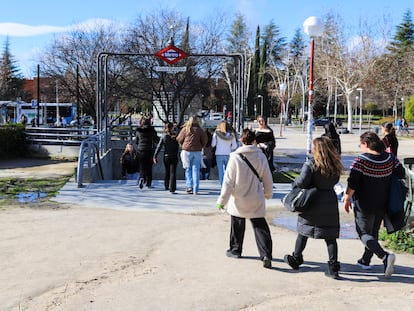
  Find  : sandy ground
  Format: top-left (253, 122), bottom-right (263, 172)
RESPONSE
top-left (0, 205), bottom-right (413, 311)
top-left (1, 128), bottom-right (413, 310)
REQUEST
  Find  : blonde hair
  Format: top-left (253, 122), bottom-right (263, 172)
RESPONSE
top-left (216, 120), bottom-right (227, 133)
top-left (313, 136), bottom-right (344, 177)
top-left (124, 143), bottom-right (134, 153)
top-left (184, 116), bottom-right (199, 132)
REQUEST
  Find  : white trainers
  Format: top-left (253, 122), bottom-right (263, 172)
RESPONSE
top-left (383, 253), bottom-right (396, 278)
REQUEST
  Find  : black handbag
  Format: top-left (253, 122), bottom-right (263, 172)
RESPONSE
top-left (282, 185), bottom-right (318, 213)
top-left (384, 173), bottom-right (409, 233)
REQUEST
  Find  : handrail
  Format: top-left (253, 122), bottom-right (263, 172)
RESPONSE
top-left (25, 126), bottom-right (98, 145)
top-left (77, 131), bottom-right (106, 188)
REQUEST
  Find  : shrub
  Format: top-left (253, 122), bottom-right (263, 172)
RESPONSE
top-left (0, 125), bottom-right (27, 158)
top-left (379, 229), bottom-right (414, 254)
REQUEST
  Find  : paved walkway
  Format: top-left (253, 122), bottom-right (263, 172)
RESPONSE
top-left (1, 125), bottom-right (413, 216)
top-left (50, 125), bottom-right (412, 211)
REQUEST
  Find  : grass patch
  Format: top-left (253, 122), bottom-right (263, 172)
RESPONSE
top-left (0, 176), bottom-right (70, 206)
top-left (379, 229), bottom-right (414, 254)
top-left (273, 171), bottom-right (298, 183)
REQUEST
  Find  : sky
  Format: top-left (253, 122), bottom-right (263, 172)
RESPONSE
top-left (0, 0), bottom-right (412, 78)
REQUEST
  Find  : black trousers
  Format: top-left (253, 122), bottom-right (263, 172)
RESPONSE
top-left (354, 210), bottom-right (387, 263)
top-left (138, 150), bottom-right (153, 187)
top-left (229, 215), bottom-right (272, 260)
top-left (293, 234), bottom-right (338, 264)
top-left (163, 155), bottom-right (178, 192)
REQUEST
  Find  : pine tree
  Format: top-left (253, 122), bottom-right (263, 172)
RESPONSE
top-left (390, 9), bottom-right (414, 51)
top-left (0, 37), bottom-right (23, 100)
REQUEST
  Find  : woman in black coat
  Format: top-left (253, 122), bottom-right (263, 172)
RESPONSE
top-left (135, 117), bottom-right (159, 189)
top-left (381, 122), bottom-right (398, 156)
top-left (153, 122), bottom-right (179, 193)
top-left (255, 116), bottom-right (276, 171)
top-left (284, 136), bottom-right (344, 279)
top-left (322, 122), bottom-right (341, 154)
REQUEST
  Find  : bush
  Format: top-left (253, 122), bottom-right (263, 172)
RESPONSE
top-left (405, 96), bottom-right (414, 123)
top-left (0, 125), bottom-right (27, 158)
top-left (379, 229), bottom-right (414, 254)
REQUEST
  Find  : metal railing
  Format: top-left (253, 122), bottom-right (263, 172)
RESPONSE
top-left (25, 126), bottom-right (98, 145)
top-left (77, 130), bottom-right (107, 188)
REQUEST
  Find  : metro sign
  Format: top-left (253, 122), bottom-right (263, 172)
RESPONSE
top-left (155, 45), bottom-right (188, 65)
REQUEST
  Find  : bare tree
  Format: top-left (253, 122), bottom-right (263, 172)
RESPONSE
top-left (120, 9), bottom-right (228, 125)
top-left (39, 20), bottom-right (124, 119)
top-left (317, 13), bottom-right (378, 132)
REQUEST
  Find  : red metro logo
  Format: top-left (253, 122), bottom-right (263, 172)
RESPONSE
top-left (155, 45), bottom-right (188, 65)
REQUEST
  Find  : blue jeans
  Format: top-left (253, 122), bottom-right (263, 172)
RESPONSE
top-left (216, 154), bottom-right (230, 185)
top-left (184, 151), bottom-right (202, 193)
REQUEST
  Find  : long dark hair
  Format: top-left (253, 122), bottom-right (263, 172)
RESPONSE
top-left (360, 131), bottom-right (385, 153)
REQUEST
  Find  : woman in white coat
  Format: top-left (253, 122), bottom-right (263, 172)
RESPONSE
top-left (217, 128), bottom-right (274, 269)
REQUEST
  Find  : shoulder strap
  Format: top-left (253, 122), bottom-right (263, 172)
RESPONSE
top-left (239, 153), bottom-right (262, 182)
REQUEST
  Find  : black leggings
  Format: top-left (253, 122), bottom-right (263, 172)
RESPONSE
top-left (138, 150), bottom-right (153, 187)
top-left (294, 234), bottom-right (338, 264)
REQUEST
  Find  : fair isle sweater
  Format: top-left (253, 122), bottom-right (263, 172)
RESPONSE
top-left (347, 152), bottom-right (404, 214)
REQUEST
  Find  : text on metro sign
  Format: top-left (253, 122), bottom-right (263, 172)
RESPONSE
top-left (155, 45), bottom-right (188, 65)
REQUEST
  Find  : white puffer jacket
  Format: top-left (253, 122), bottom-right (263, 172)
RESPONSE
top-left (217, 144), bottom-right (273, 218)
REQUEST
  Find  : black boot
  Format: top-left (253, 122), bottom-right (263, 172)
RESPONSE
top-left (325, 261), bottom-right (340, 279)
top-left (284, 253), bottom-right (304, 270)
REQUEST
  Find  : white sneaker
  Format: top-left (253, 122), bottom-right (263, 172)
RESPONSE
top-left (384, 253), bottom-right (396, 278)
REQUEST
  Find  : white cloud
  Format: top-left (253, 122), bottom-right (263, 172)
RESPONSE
top-left (0, 23), bottom-right (67, 37)
top-left (0, 18), bottom-right (119, 37)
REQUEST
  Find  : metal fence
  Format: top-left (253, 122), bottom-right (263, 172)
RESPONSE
top-left (25, 126), bottom-right (98, 145)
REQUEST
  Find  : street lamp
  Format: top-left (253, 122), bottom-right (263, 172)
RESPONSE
top-left (257, 95), bottom-right (263, 117)
top-left (401, 97), bottom-right (404, 118)
top-left (56, 80), bottom-right (60, 124)
top-left (279, 83), bottom-right (287, 137)
top-left (303, 16), bottom-right (324, 154)
top-left (354, 96), bottom-right (358, 130)
top-left (356, 88), bottom-right (363, 135)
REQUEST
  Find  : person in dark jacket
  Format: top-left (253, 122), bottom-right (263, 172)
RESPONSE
top-left (135, 117), bottom-right (159, 189)
top-left (153, 122), bottom-right (179, 194)
top-left (322, 122), bottom-right (341, 154)
top-left (200, 129), bottom-right (214, 180)
top-left (344, 131), bottom-right (405, 278)
top-left (255, 116), bottom-right (276, 171)
top-left (381, 122), bottom-right (398, 156)
top-left (120, 143), bottom-right (140, 181)
top-left (284, 136), bottom-right (344, 279)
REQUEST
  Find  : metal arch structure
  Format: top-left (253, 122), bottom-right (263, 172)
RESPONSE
top-left (96, 51), bottom-right (245, 147)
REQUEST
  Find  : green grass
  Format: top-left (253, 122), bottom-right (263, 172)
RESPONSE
top-left (379, 229), bottom-right (414, 254)
top-left (0, 177), bottom-right (70, 206)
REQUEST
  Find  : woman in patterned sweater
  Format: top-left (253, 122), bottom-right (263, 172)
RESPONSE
top-left (343, 131), bottom-right (405, 278)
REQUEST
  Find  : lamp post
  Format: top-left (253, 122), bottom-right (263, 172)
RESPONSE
top-left (303, 16), bottom-right (324, 154)
top-left (354, 96), bottom-right (358, 130)
top-left (257, 95), bottom-right (263, 117)
top-left (356, 88), bottom-right (363, 135)
top-left (401, 97), bottom-right (404, 118)
top-left (56, 80), bottom-right (60, 124)
top-left (279, 83), bottom-right (286, 137)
